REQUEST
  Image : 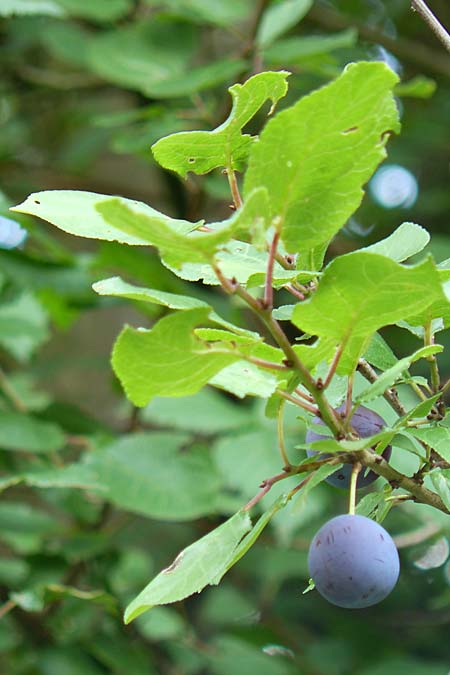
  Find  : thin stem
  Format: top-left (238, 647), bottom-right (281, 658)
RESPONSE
top-left (411, 0), bottom-right (450, 53)
top-left (359, 448), bottom-right (449, 515)
top-left (285, 473), bottom-right (314, 500)
top-left (424, 322), bottom-right (441, 393)
top-left (0, 367), bottom-right (28, 413)
top-left (294, 387), bottom-right (315, 403)
top-left (276, 389), bottom-right (319, 415)
top-left (277, 401), bottom-right (291, 468)
top-left (323, 344), bottom-right (343, 389)
top-left (243, 470), bottom-right (290, 511)
top-left (348, 462), bottom-right (361, 515)
top-left (441, 377), bottom-right (450, 397)
top-left (344, 372), bottom-right (355, 426)
top-left (212, 262), bottom-right (345, 437)
top-left (226, 168), bottom-right (243, 209)
top-left (248, 356), bottom-right (291, 372)
top-left (285, 285), bottom-right (305, 301)
top-left (276, 252), bottom-right (296, 269)
top-left (408, 379), bottom-right (428, 401)
top-left (203, 349), bottom-right (290, 372)
top-left (307, 3), bottom-right (450, 79)
top-left (264, 230), bottom-right (280, 309)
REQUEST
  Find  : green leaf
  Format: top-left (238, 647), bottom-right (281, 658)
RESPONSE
top-left (83, 432), bottom-right (222, 520)
top-left (409, 426), bottom-right (450, 463)
top-left (430, 470), bottom-right (450, 511)
top-left (138, 59), bottom-right (247, 100)
top-left (224, 495), bottom-right (289, 572)
top-left (0, 411), bottom-right (65, 453)
top-left (96, 188), bottom-right (270, 269)
top-left (111, 308), bottom-right (237, 406)
top-left (293, 463), bottom-right (344, 506)
top-left (209, 360), bottom-right (279, 398)
top-left (144, 0), bottom-right (253, 27)
top-left (0, 293), bottom-right (49, 362)
top-left (401, 267), bottom-right (450, 330)
top-left (361, 222), bottom-right (430, 262)
top-left (292, 254), bottom-right (445, 373)
top-left (0, 464), bottom-right (106, 493)
top-left (363, 332), bottom-right (398, 370)
top-left (93, 276), bottom-right (207, 310)
top-left (309, 429), bottom-right (395, 454)
top-left (0, 0), bottom-right (64, 16)
top-left (208, 636), bottom-right (297, 675)
top-left (264, 28), bottom-right (357, 64)
top-left (93, 275), bottom-right (256, 337)
top-left (55, 0), bottom-right (131, 21)
top-left (86, 19), bottom-right (196, 97)
top-left (152, 71), bottom-right (290, 176)
top-left (401, 393), bottom-right (443, 422)
top-left (272, 305), bottom-right (294, 321)
top-left (257, 0), bottom-right (313, 48)
top-left (12, 191), bottom-right (197, 246)
top-left (356, 491), bottom-right (389, 518)
top-left (213, 429), bottom-right (291, 506)
top-left (141, 388), bottom-right (251, 434)
top-left (356, 345), bottom-right (443, 403)
top-left (124, 510), bottom-right (252, 623)
top-left (395, 75), bottom-right (437, 99)
top-left (163, 239), bottom-right (291, 284)
top-left (244, 61), bottom-right (400, 254)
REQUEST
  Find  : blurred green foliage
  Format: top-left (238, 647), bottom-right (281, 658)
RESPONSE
top-left (0, 1), bottom-right (449, 673)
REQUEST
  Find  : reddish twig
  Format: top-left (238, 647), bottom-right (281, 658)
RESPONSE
top-left (264, 230), bottom-right (281, 309)
top-left (285, 285), bottom-right (305, 301)
top-left (225, 168), bottom-right (243, 209)
top-left (277, 389), bottom-right (319, 415)
top-left (322, 344), bottom-right (344, 389)
top-left (243, 470), bottom-right (290, 511)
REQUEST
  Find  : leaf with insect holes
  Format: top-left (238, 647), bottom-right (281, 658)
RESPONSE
top-left (244, 61), bottom-right (400, 254)
top-left (11, 190), bottom-right (199, 246)
top-left (292, 253), bottom-right (445, 373)
top-left (124, 510), bottom-right (252, 623)
top-left (152, 70), bottom-right (290, 176)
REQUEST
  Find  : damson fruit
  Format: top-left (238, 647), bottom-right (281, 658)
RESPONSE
top-left (308, 514), bottom-right (400, 609)
top-left (306, 404), bottom-right (391, 488)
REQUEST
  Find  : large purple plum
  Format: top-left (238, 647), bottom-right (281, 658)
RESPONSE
top-left (308, 514), bottom-right (400, 609)
top-left (306, 404), bottom-right (391, 488)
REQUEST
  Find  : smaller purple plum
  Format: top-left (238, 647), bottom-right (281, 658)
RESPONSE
top-left (306, 404), bottom-right (391, 489)
top-left (308, 514), bottom-right (400, 609)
